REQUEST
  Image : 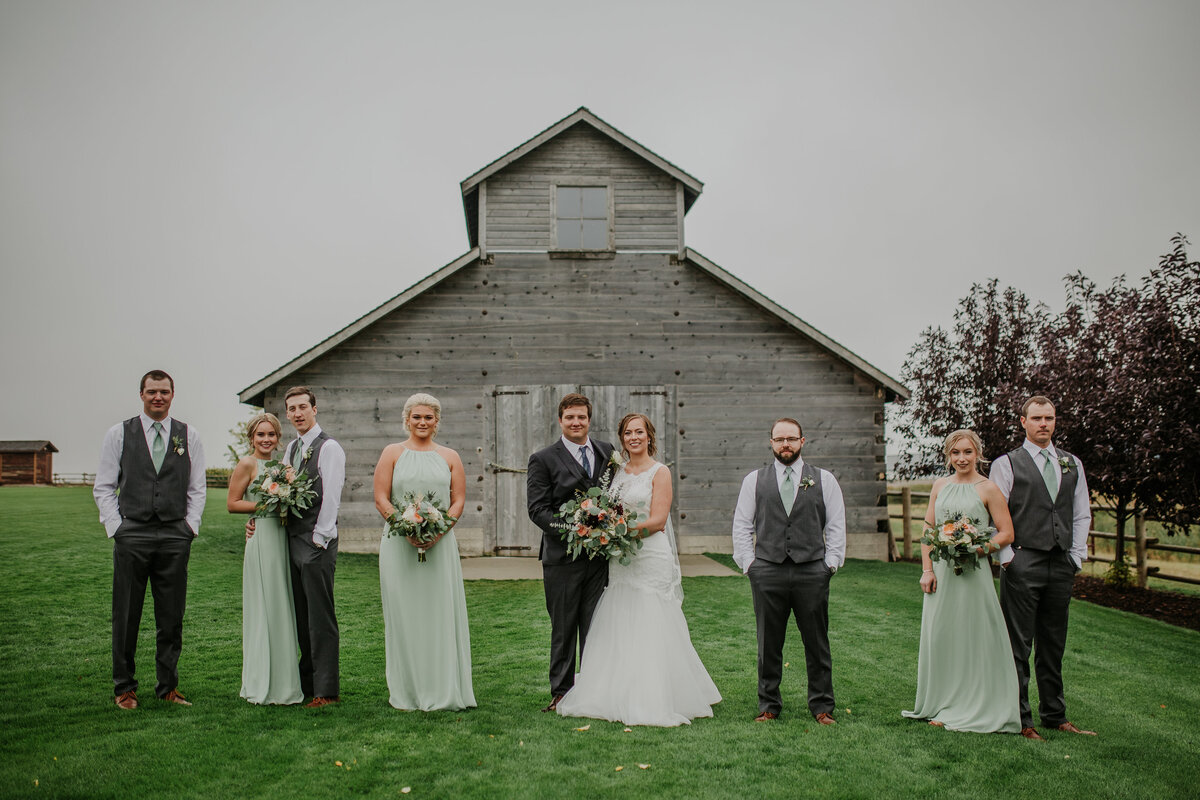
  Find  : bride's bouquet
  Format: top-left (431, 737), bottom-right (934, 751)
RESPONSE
top-left (385, 491), bottom-right (456, 563)
top-left (555, 472), bottom-right (642, 565)
top-left (252, 459), bottom-right (318, 525)
top-left (921, 515), bottom-right (996, 575)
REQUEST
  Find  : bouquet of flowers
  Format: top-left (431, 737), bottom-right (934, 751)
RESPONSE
top-left (252, 459), bottom-right (318, 525)
top-left (921, 514), bottom-right (996, 575)
top-left (385, 491), bottom-right (456, 563)
top-left (554, 472), bottom-right (642, 565)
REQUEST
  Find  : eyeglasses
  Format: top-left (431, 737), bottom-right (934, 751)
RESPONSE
top-left (771, 437), bottom-right (802, 445)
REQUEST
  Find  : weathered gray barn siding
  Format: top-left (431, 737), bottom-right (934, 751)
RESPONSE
top-left (484, 125), bottom-right (679, 252)
top-left (260, 251), bottom-right (888, 559)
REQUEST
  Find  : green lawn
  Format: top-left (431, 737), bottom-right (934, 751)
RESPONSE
top-left (2, 487), bottom-right (1197, 799)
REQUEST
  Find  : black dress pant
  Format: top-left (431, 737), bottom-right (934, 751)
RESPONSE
top-left (748, 558), bottom-right (834, 717)
top-left (289, 535), bottom-right (339, 698)
top-left (112, 527), bottom-right (192, 697)
top-left (1000, 546), bottom-right (1076, 728)
top-left (542, 557), bottom-right (608, 697)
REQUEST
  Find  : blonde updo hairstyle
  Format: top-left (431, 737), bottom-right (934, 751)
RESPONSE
top-left (244, 412), bottom-right (283, 443)
top-left (403, 392), bottom-right (442, 436)
top-left (943, 429), bottom-right (987, 473)
top-left (617, 412), bottom-right (658, 457)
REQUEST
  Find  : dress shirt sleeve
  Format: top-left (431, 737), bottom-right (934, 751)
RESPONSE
top-left (312, 440), bottom-right (346, 548)
top-left (821, 470), bottom-right (847, 570)
top-left (93, 424), bottom-right (124, 537)
top-left (1070, 458), bottom-right (1091, 568)
top-left (989, 455), bottom-right (1015, 564)
top-left (185, 428), bottom-right (206, 536)
top-left (731, 472), bottom-right (758, 573)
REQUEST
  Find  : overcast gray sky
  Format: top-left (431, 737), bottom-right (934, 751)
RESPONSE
top-left (3, 0), bottom-right (1198, 473)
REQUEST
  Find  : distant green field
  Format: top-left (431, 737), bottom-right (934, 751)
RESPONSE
top-left (3, 486), bottom-right (1197, 799)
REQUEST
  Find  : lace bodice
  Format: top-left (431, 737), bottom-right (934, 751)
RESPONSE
top-left (608, 462), bottom-right (681, 600)
top-left (610, 462), bottom-right (662, 518)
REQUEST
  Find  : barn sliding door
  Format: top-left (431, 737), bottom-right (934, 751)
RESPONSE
top-left (486, 384), bottom-right (675, 555)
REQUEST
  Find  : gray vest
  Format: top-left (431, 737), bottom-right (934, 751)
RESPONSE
top-left (117, 417), bottom-right (190, 526)
top-left (753, 461), bottom-right (827, 564)
top-left (285, 430), bottom-right (331, 538)
top-left (1007, 446), bottom-right (1077, 552)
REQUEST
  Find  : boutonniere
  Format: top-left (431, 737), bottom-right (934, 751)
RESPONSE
top-left (800, 476), bottom-right (816, 491)
top-left (303, 446), bottom-right (314, 462)
top-left (171, 435), bottom-right (186, 456)
top-left (1058, 455), bottom-right (1073, 473)
top-left (609, 450), bottom-right (626, 469)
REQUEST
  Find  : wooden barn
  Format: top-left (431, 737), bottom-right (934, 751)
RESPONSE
top-left (0, 441), bottom-right (58, 485)
top-left (239, 108), bottom-right (909, 559)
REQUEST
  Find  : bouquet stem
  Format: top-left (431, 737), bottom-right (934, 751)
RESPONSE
top-left (417, 548), bottom-right (427, 563)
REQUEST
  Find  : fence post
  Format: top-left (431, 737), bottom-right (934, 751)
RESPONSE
top-left (902, 486), bottom-right (912, 561)
top-left (1135, 509), bottom-right (1148, 589)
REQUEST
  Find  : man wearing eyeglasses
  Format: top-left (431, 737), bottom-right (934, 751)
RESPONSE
top-left (731, 417), bottom-right (846, 725)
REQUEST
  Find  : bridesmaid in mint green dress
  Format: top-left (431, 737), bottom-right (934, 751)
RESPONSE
top-left (372, 393), bottom-right (475, 711)
top-left (903, 429), bottom-right (1020, 733)
top-left (227, 413), bottom-right (302, 705)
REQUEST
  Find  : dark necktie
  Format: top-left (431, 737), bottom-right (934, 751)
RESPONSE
top-left (579, 445), bottom-right (591, 476)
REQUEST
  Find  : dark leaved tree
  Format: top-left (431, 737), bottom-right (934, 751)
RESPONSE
top-left (891, 280), bottom-right (1048, 478)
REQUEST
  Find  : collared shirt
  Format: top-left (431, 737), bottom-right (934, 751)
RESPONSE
top-left (286, 424), bottom-right (345, 549)
top-left (731, 456), bottom-right (847, 573)
top-left (990, 438), bottom-right (1091, 567)
top-left (94, 413), bottom-right (207, 537)
top-left (561, 435), bottom-right (594, 472)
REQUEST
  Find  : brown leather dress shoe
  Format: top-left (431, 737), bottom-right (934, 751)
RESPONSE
top-left (815, 712), bottom-right (837, 725)
top-left (754, 711), bottom-right (778, 722)
top-left (305, 696), bottom-right (341, 708)
top-left (542, 694), bottom-right (565, 713)
top-left (162, 689), bottom-right (192, 706)
top-left (1056, 721), bottom-right (1097, 735)
top-left (1020, 727), bottom-right (1045, 740)
top-left (115, 691), bottom-right (138, 709)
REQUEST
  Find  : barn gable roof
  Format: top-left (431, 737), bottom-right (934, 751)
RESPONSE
top-left (0, 440), bottom-right (58, 453)
top-left (237, 246), bottom-right (909, 406)
top-left (459, 107), bottom-right (704, 246)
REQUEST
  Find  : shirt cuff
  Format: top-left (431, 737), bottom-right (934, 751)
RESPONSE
top-left (998, 545), bottom-right (1015, 564)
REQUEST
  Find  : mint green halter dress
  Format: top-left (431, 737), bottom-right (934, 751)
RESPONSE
top-left (379, 449), bottom-right (475, 711)
top-left (902, 482), bottom-right (1020, 732)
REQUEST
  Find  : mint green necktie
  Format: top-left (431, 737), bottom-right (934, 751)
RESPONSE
top-left (292, 439), bottom-right (304, 468)
top-left (781, 466), bottom-right (795, 514)
top-left (151, 422), bottom-right (166, 472)
top-left (1040, 449), bottom-right (1058, 500)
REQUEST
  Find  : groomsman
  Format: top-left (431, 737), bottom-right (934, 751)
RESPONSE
top-left (526, 393), bottom-right (614, 712)
top-left (279, 386), bottom-right (344, 707)
top-left (732, 418), bottom-right (846, 724)
top-left (95, 370), bottom-right (206, 709)
top-left (990, 396), bottom-right (1095, 740)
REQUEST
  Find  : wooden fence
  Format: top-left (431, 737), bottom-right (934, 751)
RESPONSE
top-left (52, 473), bottom-right (95, 485)
top-left (888, 486), bottom-right (1200, 588)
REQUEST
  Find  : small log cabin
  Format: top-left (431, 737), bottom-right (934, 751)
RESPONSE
top-left (240, 108), bottom-right (909, 559)
top-left (0, 441), bottom-right (58, 485)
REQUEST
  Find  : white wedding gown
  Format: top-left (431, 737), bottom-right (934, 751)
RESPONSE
top-left (557, 462), bottom-right (721, 726)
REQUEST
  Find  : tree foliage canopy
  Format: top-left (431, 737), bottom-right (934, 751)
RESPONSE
top-left (892, 235), bottom-right (1199, 548)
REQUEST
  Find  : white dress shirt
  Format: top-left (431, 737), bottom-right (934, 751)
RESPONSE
top-left (561, 435), bottom-right (594, 471)
top-left (731, 456), bottom-right (847, 573)
top-left (990, 439), bottom-right (1091, 568)
top-left (286, 424), bottom-right (345, 549)
top-left (94, 413), bottom-right (207, 537)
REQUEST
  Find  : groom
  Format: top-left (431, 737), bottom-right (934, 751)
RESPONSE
top-left (731, 418), bottom-right (846, 724)
top-left (250, 385), bottom-right (345, 707)
top-left (990, 395), bottom-right (1094, 740)
top-left (526, 393), bottom-right (614, 712)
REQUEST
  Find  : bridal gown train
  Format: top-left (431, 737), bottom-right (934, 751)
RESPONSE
top-left (557, 462), bottom-right (721, 726)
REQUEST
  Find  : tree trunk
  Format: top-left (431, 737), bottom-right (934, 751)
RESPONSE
top-left (1113, 495), bottom-right (1130, 565)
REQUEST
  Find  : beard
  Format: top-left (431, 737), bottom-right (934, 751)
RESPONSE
top-left (773, 449), bottom-right (800, 465)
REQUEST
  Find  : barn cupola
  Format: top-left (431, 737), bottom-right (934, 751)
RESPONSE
top-left (459, 107), bottom-right (703, 259)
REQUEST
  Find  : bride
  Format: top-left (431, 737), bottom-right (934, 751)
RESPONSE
top-left (556, 413), bottom-right (721, 726)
